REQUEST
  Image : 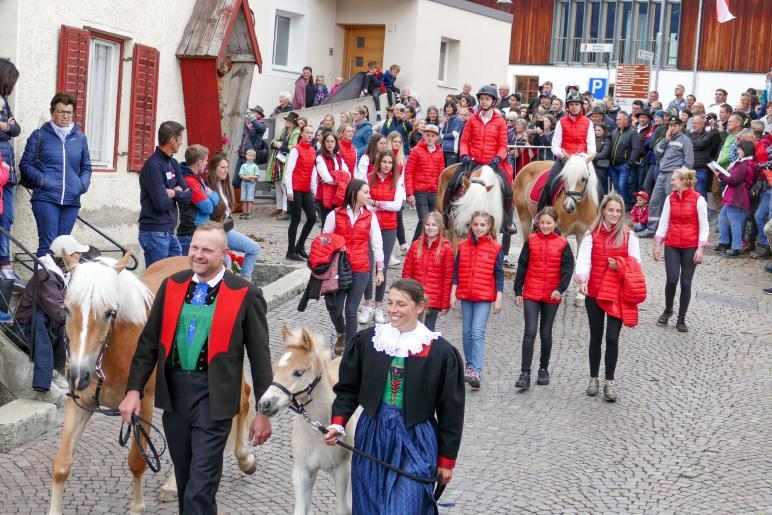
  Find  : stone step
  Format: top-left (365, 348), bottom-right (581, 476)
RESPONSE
top-left (0, 399), bottom-right (59, 452)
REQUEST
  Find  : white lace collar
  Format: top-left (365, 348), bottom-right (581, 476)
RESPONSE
top-left (372, 322), bottom-right (441, 357)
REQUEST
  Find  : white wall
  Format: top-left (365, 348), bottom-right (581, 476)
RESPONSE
top-left (507, 64), bottom-right (766, 107)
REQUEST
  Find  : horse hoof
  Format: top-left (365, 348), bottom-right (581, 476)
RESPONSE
top-left (158, 487), bottom-right (178, 503)
top-left (239, 453), bottom-right (257, 475)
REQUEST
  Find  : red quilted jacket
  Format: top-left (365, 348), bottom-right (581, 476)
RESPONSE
top-left (459, 110), bottom-right (508, 163)
top-left (596, 256), bottom-right (646, 327)
top-left (402, 237), bottom-right (454, 309)
top-left (404, 140), bottom-right (445, 195)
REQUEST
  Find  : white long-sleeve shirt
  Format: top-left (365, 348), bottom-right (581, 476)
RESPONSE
top-left (368, 173), bottom-right (406, 213)
top-left (654, 193), bottom-right (709, 247)
top-left (283, 147), bottom-right (318, 196)
top-left (356, 154), bottom-right (371, 181)
top-left (574, 224), bottom-right (641, 283)
top-left (322, 205), bottom-right (385, 269)
top-left (315, 154), bottom-right (350, 185)
top-left (551, 115), bottom-right (596, 160)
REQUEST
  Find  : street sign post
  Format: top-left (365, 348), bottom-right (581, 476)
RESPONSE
top-left (637, 49), bottom-right (655, 62)
top-left (615, 63), bottom-right (651, 111)
top-left (588, 78), bottom-right (608, 99)
top-left (580, 43), bottom-right (613, 53)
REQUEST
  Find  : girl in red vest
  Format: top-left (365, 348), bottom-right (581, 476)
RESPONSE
top-left (513, 207), bottom-right (575, 389)
top-left (359, 151), bottom-right (406, 325)
top-left (284, 124), bottom-right (318, 261)
top-left (356, 134), bottom-right (386, 181)
top-left (338, 124), bottom-right (357, 175)
top-left (450, 211), bottom-right (504, 389)
top-left (322, 179), bottom-right (385, 354)
top-left (386, 131), bottom-right (410, 256)
top-left (653, 168), bottom-right (708, 333)
top-left (315, 131), bottom-right (351, 228)
top-left (402, 211), bottom-right (454, 330)
top-left (575, 192), bottom-right (641, 402)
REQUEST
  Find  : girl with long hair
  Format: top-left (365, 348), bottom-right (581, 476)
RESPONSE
top-left (386, 131), bottom-right (409, 255)
top-left (356, 133), bottom-right (387, 181)
top-left (315, 130), bottom-right (351, 226)
top-left (284, 124), bottom-right (318, 261)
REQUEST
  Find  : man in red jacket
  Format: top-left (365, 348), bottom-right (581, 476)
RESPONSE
top-left (447, 85), bottom-right (516, 234)
top-left (536, 92), bottom-right (596, 216)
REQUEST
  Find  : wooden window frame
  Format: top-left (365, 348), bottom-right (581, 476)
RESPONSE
top-left (86, 31), bottom-right (124, 173)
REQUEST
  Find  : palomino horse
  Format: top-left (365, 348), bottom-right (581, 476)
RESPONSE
top-left (513, 155), bottom-right (600, 306)
top-left (258, 326), bottom-right (360, 515)
top-left (50, 255), bottom-right (256, 514)
top-left (436, 164), bottom-right (504, 245)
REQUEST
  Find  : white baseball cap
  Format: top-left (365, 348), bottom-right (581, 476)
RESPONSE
top-left (50, 235), bottom-right (89, 256)
top-left (423, 124), bottom-right (440, 135)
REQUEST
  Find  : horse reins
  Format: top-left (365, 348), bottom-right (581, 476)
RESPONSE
top-left (66, 307), bottom-right (167, 472)
top-left (272, 377), bottom-right (447, 502)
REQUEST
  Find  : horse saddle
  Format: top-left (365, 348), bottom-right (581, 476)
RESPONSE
top-left (529, 170), bottom-right (564, 204)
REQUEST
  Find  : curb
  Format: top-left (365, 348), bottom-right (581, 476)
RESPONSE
top-left (262, 267), bottom-right (310, 312)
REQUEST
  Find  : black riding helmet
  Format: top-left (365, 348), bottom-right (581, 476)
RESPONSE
top-left (565, 91), bottom-right (583, 105)
top-left (476, 85), bottom-right (498, 104)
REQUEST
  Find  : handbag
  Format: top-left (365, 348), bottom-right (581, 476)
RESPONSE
top-left (222, 216), bottom-right (234, 232)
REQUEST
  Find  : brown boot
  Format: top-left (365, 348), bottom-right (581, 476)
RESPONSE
top-left (334, 333), bottom-right (347, 355)
top-left (270, 208), bottom-right (283, 216)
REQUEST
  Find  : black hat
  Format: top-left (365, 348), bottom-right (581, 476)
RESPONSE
top-left (668, 117), bottom-right (683, 125)
top-left (589, 106), bottom-right (605, 116)
top-left (250, 105), bottom-right (264, 116)
top-left (638, 108), bottom-right (651, 118)
top-left (285, 111), bottom-right (300, 122)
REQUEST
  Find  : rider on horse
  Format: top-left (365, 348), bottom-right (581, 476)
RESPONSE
top-left (535, 92), bottom-right (596, 217)
top-left (444, 85), bottom-right (517, 235)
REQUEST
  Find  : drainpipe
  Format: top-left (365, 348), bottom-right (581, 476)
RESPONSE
top-left (691, 0), bottom-right (704, 95)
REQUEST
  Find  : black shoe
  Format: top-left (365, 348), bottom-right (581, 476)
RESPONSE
top-left (657, 309), bottom-right (673, 326)
top-left (712, 243), bottom-right (729, 253)
top-left (334, 333), bottom-right (347, 355)
top-left (676, 316), bottom-right (688, 332)
top-left (515, 371), bottom-right (530, 389)
top-left (724, 249), bottom-right (740, 258)
top-left (503, 220), bottom-right (517, 235)
top-left (764, 287), bottom-right (772, 295)
top-left (536, 368), bottom-right (550, 385)
top-left (286, 251), bottom-right (305, 262)
top-left (295, 248), bottom-right (309, 259)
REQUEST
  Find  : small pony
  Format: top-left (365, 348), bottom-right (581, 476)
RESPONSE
top-left (437, 165), bottom-right (504, 244)
top-left (259, 326), bottom-right (360, 515)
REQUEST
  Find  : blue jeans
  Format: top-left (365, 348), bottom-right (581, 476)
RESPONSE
top-left (632, 163), bottom-right (647, 197)
top-left (178, 235), bottom-right (192, 256)
top-left (695, 168), bottom-right (709, 199)
top-left (718, 205), bottom-right (746, 250)
top-left (609, 164), bottom-right (631, 203)
top-left (0, 185), bottom-right (15, 265)
top-left (138, 231), bottom-right (182, 268)
top-left (31, 200), bottom-right (79, 257)
top-left (460, 300), bottom-right (491, 373)
top-left (755, 189), bottom-right (771, 246)
top-left (227, 229), bottom-right (260, 279)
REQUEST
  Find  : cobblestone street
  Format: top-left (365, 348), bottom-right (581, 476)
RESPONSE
top-left (2, 203), bottom-right (771, 514)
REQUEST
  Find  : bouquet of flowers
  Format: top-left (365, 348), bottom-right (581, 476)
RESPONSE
top-left (228, 252), bottom-right (244, 274)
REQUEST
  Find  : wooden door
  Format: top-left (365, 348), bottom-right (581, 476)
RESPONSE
top-left (342, 25), bottom-right (385, 80)
top-left (515, 75), bottom-right (539, 104)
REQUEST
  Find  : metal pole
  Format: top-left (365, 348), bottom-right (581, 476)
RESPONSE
top-left (691, 0), bottom-right (704, 95)
top-left (653, 0), bottom-right (667, 92)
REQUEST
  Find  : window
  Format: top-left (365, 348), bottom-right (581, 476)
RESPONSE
top-left (551, 0), bottom-right (681, 67)
top-left (86, 37), bottom-right (121, 169)
top-left (272, 10), bottom-right (306, 71)
top-left (438, 40), bottom-right (448, 82)
top-left (273, 14), bottom-right (290, 67)
top-left (437, 38), bottom-right (459, 87)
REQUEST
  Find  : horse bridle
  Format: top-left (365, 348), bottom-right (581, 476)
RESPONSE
top-left (563, 175), bottom-right (590, 204)
top-left (270, 374), bottom-right (323, 419)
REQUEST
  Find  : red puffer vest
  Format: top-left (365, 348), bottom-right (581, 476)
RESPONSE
top-left (404, 140), bottom-right (445, 195)
top-left (339, 139), bottom-right (357, 176)
top-left (317, 154), bottom-right (350, 208)
top-left (459, 110), bottom-right (508, 163)
top-left (559, 113), bottom-right (591, 155)
top-left (523, 232), bottom-right (568, 304)
top-left (291, 140), bottom-right (316, 193)
top-left (588, 224), bottom-right (630, 299)
top-left (334, 207), bottom-right (372, 273)
top-left (368, 173), bottom-right (398, 230)
top-left (455, 234), bottom-right (501, 302)
top-left (665, 188), bottom-right (700, 249)
top-left (402, 237), bottom-right (455, 309)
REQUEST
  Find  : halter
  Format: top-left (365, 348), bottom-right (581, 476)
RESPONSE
top-left (270, 374), bottom-right (323, 418)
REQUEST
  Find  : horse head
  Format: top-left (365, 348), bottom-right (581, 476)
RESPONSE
top-left (452, 166), bottom-right (504, 237)
top-left (258, 326), bottom-right (328, 417)
top-left (559, 155), bottom-right (598, 214)
top-left (64, 252), bottom-right (153, 391)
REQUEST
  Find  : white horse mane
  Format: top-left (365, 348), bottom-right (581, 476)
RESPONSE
top-left (558, 155), bottom-right (599, 207)
top-left (65, 257), bottom-right (154, 325)
top-left (452, 165), bottom-right (504, 237)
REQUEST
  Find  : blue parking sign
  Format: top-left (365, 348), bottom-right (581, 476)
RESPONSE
top-left (588, 78), bottom-right (607, 99)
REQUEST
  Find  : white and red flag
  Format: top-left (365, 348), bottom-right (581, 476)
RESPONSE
top-left (715, 0), bottom-right (736, 23)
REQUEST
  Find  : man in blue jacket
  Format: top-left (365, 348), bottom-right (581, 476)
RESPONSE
top-left (352, 106), bottom-right (372, 160)
top-left (138, 121), bottom-right (191, 268)
top-left (20, 93), bottom-right (92, 257)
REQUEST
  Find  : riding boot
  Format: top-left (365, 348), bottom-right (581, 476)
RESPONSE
top-left (502, 196), bottom-right (517, 235)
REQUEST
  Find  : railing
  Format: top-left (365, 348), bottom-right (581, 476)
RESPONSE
top-left (506, 144), bottom-right (613, 194)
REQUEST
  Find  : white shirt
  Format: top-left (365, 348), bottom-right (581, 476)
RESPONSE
top-left (574, 224), bottom-right (641, 283)
top-left (356, 154), bottom-right (371, 181)
top-left (315, 154), bottom-right (350, 185)
top-left (655, 192), bottom-right (709, 247)
top-left (283, 147), bottom-right (318, 196)
top-left (322, 205), bottom-right (385, 268)
top-left (551, 114), bottom-right (596, 159)
top-left (368, 172), bottom-right (406, 213)
top-left (192, 266), bottom-right (225, 287)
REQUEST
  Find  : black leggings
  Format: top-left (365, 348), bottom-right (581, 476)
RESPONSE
top-left (423, 308), bottom-right (440, 331)
top-left (585, 296), bottom-right (622, 380)
top-left (396, 211), bottom-right (406, 246)
top-left (328, 271), bottom-right (370, 341)
top-left (520, 300), bottom-right (559, 372)
top-left (288, 191), bottom-right (317, 253)
top-left (664, 246), bottom-right (697, 316)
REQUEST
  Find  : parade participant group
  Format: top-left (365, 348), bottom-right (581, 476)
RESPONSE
top-left (2, 50), bottom-right (771, 514)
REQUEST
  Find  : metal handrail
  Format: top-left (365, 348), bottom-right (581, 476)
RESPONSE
top-left (75, 215), bottom-right (138, 270)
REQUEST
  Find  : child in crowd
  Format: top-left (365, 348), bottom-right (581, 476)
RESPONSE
top-left (383, 64), bottom-right (401, 107)
top-left (401, 211), bottom-right (454, 331)
top-left (451, 211), bottom-right (504, 389)
top-left (360, 61), bottom-right (385, 119)
top-left (630, 191), bottom-right (649, 233)
top-left (513, 207), bottom-right (574, 389)
top-left (313, 75), bottom-right (329, 106)
top-left (238, 149), bottom-right (259, 219)
top-left (329, 76), bottom-right (344, 97)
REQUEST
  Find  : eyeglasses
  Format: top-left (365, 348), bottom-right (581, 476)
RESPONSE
top-left (54, 110), bottom-right (74, 116)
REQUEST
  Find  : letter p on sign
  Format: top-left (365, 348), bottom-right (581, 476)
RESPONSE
top-left (589, 78), bottom-right (607, 99)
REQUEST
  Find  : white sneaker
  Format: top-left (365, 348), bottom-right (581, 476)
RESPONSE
top-left (389, 255), bottom-right (401, 267)
top-left (358, 305), bottom-right (373, 324)
top-left (374, 309), bottom-right (386, 324)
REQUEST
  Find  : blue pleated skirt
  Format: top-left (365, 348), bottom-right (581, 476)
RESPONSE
top-left (352, 402), bottom-right (438, 515)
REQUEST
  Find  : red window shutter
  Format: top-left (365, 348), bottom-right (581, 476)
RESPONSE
top-left (128, 44), bottom-right (160, 172)
top-left (56, 25), bottom-right (90, 130)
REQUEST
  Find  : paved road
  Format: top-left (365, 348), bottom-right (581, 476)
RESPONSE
top-left (2, 206), bottom-right (771, 514)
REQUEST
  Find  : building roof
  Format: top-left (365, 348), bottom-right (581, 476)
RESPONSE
top-left (431, 0), bottom-right (513, 23)
top-left (177, 0), bottom-right (262, 70)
